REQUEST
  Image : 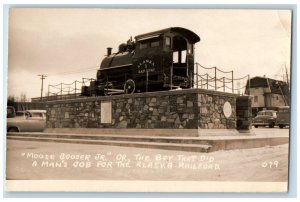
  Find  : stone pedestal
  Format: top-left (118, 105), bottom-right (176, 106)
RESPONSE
top-left (46, 89), bottom-right (239, 130)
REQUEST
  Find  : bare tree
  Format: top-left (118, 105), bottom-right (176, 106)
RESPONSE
top-left (7, 95), bottom-right (16, 106)
top-left (20, 92), bottom-right (27, 102)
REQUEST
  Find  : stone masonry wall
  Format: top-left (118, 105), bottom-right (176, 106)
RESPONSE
top-left (46, 89), bottom-right (237, 129)
top-left (198, 94), bottom-right (236, 129)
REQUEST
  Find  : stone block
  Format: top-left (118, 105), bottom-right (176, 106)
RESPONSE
top-left (214, 118), bottom-right (221, 124)
top-left (143, 105), bottom-right (149, 110)
top-left (150, 97), bottom-right (157, 103)
top-left (161, 101), bottom-right (168, 106)
top-left (149, 102), bottom-right (155, 107)
top-left (208, 123), bottom-right (214, 129)
top-left (178, 103), bottom-right (186, 108)
top-left (187, 101), bottom-right (193, 107)
top-left (197, 101), bottom-right (201, 107)
top-left (176, 97), bottom-right (184, 104)
top-left (182, 114), bottom-right (189, 119)
top-left (158, 108), bottom-right (165, 114)
top-left (117, 120), bottom-right (127, 128)
top-left (90, 112), bottom-right (95, 118)
top-left (189, 114), bottom-right (195, 119)
top-left (200, 107), bottom-right (208, 114)
top-left (167, 118), bottom-right (175, 123)
top-left (151, 116), bottom-right (158, 121)
top-left (175, 116), bottom-right (181, 124)
top-left (152, 108), bottom-right (159, 116)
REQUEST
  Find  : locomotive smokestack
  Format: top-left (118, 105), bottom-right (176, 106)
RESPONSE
top-left (107, 47), bottom-right (112, 56)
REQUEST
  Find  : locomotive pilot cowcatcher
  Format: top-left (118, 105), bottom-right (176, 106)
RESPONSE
top-left (81, 27), bottom-right (200, 96)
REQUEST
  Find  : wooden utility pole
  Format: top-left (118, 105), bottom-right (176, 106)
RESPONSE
top-left (38, 74), bottom-right (47, 101)
top-left (284, 65), bottom-right (290, 89)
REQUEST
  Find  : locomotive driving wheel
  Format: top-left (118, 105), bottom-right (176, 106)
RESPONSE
top-left (124, 79), bottom-right (135, 94)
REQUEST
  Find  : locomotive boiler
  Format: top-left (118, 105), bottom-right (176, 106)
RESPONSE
top-left (81, 27), bottom-right (200, 96)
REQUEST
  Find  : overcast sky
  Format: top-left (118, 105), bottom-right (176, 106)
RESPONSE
top-left (7, 8), bottom-right (291, 99)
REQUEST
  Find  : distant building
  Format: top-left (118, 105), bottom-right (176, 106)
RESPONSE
top-left (245, 76), bottom-right (290, 116)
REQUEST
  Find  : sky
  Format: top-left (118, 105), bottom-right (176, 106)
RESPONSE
top-left (6, 8), bottom-right (292, 99)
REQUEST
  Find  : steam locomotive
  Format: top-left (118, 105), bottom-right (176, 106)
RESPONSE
top-left (81, 27), bottom-right (200, 96)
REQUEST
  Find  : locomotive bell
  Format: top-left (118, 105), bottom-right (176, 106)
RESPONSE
top-left (107, 47), bottom-right (112, 56)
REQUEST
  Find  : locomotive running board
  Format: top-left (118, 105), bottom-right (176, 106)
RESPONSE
top-left (105, 89), bottom-right (124, 95)
top-left (163, 84), bottom-right (181, 89)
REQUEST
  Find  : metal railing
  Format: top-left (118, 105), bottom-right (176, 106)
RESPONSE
top-left (194, 63), bottom-right (251, 95)
top-left (39, 63), bottom-right (252, 102)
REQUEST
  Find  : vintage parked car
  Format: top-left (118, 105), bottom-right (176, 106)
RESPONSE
top-left (276, 106), bottom-right (290, 128)
top-left (7, 106), bottom-right (16, 118)
top-left (7, 110), bottom-right (46, 132)
top-left (252, 110), bottom-right (277, 128)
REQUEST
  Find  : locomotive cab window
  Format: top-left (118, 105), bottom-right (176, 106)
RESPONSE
top-left (139, 41), bottom-right (148, 49)
top-left (165, 36), bottom-right (171, 47)
top-left (173, 51), bottom-right (179, 63)
top-left (181, 50), bottom-right (187, 63)
top-left (150, 40), bottom-right (160, 47)
top-left (173, 50), bottom-right (186, 64)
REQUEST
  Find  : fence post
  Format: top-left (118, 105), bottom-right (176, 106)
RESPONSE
top-left (214, 67), bottom-right (217, 91)
top-left (60, 83), bottom-right (63, 100)
top-left (146, 70), bottom-right (149, 92)
top-left (248, 75), bottom-right (251, 95)
top-left (231, 70), bottom-right (234, 93)
top-left (170, 63), bottom-right (173, 90)
top-left (223, 77), bottom-right (225, 92)
top-left (48, 85), bottom-right (50, 98)
top-left (75, 81), bottom-right (77, 98)
top-left (196, 63), bottom-right (199, 89)
top-left (206, 74), bottom-right (208, 89)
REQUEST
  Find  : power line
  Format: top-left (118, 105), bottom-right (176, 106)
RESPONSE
top-left (48, 66), bottom-right (98, 76)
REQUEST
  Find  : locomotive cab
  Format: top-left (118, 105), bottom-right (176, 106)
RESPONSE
top-left (133, 27), bottom-right (200, 92)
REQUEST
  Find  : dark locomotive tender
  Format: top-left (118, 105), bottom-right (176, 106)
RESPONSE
top-left (81, 27), bottom-right (200, 96)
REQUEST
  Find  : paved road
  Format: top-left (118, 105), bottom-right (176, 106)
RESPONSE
top-left (6, 127), bottom-right (289, 182)
top-left (251, 126), bottom-right (289, 137)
